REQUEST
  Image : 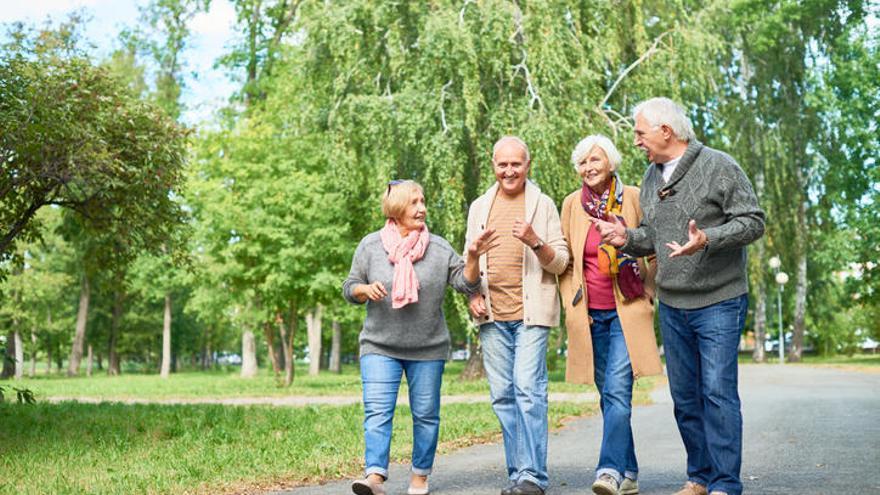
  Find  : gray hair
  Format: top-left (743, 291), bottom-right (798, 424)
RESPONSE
top-left (571, 135), bottom-right (623, 172)
top-left (492, 135), bottom-right (531, 163)
top-left (632, 97), bottom-right (696, 142)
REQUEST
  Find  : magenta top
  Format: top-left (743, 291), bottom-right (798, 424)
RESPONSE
top-left (583, 224), bottom-right (616, 310)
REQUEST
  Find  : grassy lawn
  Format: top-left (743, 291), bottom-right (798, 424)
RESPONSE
top-left (735, 353), bottom-right (880, 370)
top-left (2, 362), bottom-right (659, 495)
top-left (0, 399), bottom-right (611, 495)
top-left (24, 361), bottom-right (589, 401)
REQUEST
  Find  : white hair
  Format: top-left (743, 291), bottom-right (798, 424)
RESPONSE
top-left (571, 135), bottom-right (622, 172)
top-left (492, 135), bottom-right (531, 163)
top-left (632, 97), bottom-right (696, 142)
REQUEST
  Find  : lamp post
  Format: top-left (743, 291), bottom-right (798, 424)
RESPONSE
top-left (768, 256), bottom-right (788, 363)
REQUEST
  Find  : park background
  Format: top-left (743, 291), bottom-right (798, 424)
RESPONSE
top-left (0, 1), bottom-right (878, 494)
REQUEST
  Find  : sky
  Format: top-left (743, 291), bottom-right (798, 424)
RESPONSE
top-left (0, 0), bottom-right (239, 125)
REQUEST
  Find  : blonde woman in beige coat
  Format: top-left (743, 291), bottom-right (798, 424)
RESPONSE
top-left (558, 135), bottom-right (662, 495)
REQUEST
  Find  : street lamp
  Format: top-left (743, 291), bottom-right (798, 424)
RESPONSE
top-left (768, 256), bottom-right (788, 363)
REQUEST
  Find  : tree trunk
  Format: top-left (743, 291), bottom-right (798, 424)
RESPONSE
top-left (1, 331), bottom-right (15, 379)
top-left (240, 327), bottom-right (258, 378)
top-left (306, 304), bottom-right (323, 376)
top-left (460, 337), bottom-right (485, 381)
top-left (789, 169), bottom-right (808, 363)
top-left (202, 327), bottom-right (212, 370)
top-left (790, 247), bottom-right (808, 362)
top-left (30, 328), bottom-right (37, 378)
top-left (12, 330), bottom-right (23, 380)
top-left (68, 274), bottom-right (90, 376)
top-left (160, 293), bottom-right (172, 378)
top-left (280, 303), bottom-right (297, 387)
top-left (108, 289), bottom-right (123, 375)
top-left (750, 162), bottom-right (767, 363)
top-left (86, 343), bottom-right (93, 377)
top-left (264, 321), bottom-right (281, 376)
top-left (329, 320), bottom-right (342, 373)
top-left (46, 321), bottom-right (53, 376)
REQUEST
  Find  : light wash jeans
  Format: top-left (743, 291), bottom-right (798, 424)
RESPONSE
top-left (589, 308), bottom-right (638, 484)
top-left (360, 353), bottom-right (445, 479)
top-left (659, 294), bottom-right (748, 495)
top-left (480, 321), bottom-right (549, 490)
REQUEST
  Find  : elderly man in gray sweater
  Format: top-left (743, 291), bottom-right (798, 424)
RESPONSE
top-left (596, 98), bottom-right (765, 495)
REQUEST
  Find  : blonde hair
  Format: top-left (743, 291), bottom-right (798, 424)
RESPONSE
top-left (382, 180), bottom-right (423, 220)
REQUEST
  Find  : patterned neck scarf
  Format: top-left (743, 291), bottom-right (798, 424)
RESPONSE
top-left (580, 174), bottom-right (645, 301)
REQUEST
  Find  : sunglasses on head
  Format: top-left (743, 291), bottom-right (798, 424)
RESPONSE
top-left (387, 179), bottom-right (403, 195)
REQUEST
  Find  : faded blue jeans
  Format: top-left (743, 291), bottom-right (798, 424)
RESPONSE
top-left (480, 321), bottom-right (549, 490)
top-left (659, 294), bottom-right (748, 495)
top-left (589, 308), bottom-right (638, 484)
top-left (360, 353), bottom-right (445, 479)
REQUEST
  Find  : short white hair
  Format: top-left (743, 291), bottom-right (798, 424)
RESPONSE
top-left (492, 135), bottom-right (530, 163)
top-left (632, 97), bottom-right (696, 142)
top-left (571, 135), bottom-right (622, 172)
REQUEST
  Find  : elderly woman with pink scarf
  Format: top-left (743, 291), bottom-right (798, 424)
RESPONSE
top-left (343, 180), bottom-right (496, 495)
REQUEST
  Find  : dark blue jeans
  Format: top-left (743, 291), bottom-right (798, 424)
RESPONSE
top-left (589, 309), bottom-right (638, 483)
top-left (659, 294), bottom-right (748, 495)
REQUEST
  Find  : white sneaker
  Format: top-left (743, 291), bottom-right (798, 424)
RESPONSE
top-left (620, 477), bottom-right (639, 495)
top-left (592, 474), bottom-right (619, 495)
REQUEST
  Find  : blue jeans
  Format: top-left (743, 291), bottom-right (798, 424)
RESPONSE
top-left (360, 353), bottom-right (445, 479)
top-left (480, 321), bottom-right (549, 490)
top-left (659, 294), bottom-right (748, 495)
top-left (589, 308), bottom-right (638, 483)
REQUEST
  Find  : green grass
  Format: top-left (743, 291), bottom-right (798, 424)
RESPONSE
top-left (0, 400), bottom-right (598, 495)
top-left (796, 353), bottom-right (880, 368)
top-left (25, 361), bottom-right (589, 401)
top-left (734, 353), bottom-right (880, 368)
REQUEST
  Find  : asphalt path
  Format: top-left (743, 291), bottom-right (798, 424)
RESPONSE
top-left (278, 365), bottom-right (880, 495)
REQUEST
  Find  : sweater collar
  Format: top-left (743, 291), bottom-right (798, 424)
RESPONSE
top-left (657, 140), bottom-right (703, 196)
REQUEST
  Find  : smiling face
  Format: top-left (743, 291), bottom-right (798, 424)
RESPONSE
top-left (396, 189), bottom-right (427, 235)
top-left (633, 113), bottom-right (674, 164)
top-left (577, 145), bottom-right (614, 193)
top-left (492, 140), bottom-right (530, 196)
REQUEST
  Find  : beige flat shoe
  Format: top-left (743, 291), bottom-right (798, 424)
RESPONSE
top-left (351, 478), bottom-right (386, 495)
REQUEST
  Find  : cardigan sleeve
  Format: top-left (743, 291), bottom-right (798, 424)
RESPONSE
top-left (539, 195), bottom-right (570, 275)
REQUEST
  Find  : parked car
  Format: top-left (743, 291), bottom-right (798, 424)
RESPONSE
top-left (216, 352), bottom-right (242, 365)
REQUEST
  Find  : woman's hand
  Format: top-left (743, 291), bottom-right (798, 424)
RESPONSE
top-left (354, 282), bottom-right (388, 302)
top-left (467, 228), bottom-right (499, 257)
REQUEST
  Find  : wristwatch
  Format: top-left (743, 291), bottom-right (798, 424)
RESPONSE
top-left (531, 239), bottom-right (544, 250)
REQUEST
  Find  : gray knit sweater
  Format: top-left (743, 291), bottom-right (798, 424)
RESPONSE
top-left (343, 231), bottom-right (480, 361)
top-left (624, 140), bottom-right (765, 309)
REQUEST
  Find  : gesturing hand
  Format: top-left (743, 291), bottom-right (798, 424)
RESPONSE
top-left (593, 215), bottom-right (627, 247)
top-left (512, 219), bottom-right (540, 247)
top-left (468, 228), bottom-right (499, 257)
top-left (357, 281), bottom-right (388, 301)
top-left (666, 219), bottom-right (708, 258)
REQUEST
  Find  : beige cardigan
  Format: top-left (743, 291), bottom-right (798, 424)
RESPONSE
top-left (558, 185), bottom-right (663, 384)
top-left (464, 180), bottom-right (570, 328)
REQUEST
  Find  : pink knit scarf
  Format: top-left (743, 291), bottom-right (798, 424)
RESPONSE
top-left (379, 219), bottom-right (430, 309)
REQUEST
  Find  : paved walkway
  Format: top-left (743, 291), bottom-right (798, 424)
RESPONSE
top-left (277, 365), bottom-right (880, 494)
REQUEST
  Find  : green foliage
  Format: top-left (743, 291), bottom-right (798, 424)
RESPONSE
top-left (0, 28), bottom-right (189, 267)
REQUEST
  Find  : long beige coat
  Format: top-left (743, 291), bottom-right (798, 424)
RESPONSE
top-left (558, 185), bottom-right (663, 384)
